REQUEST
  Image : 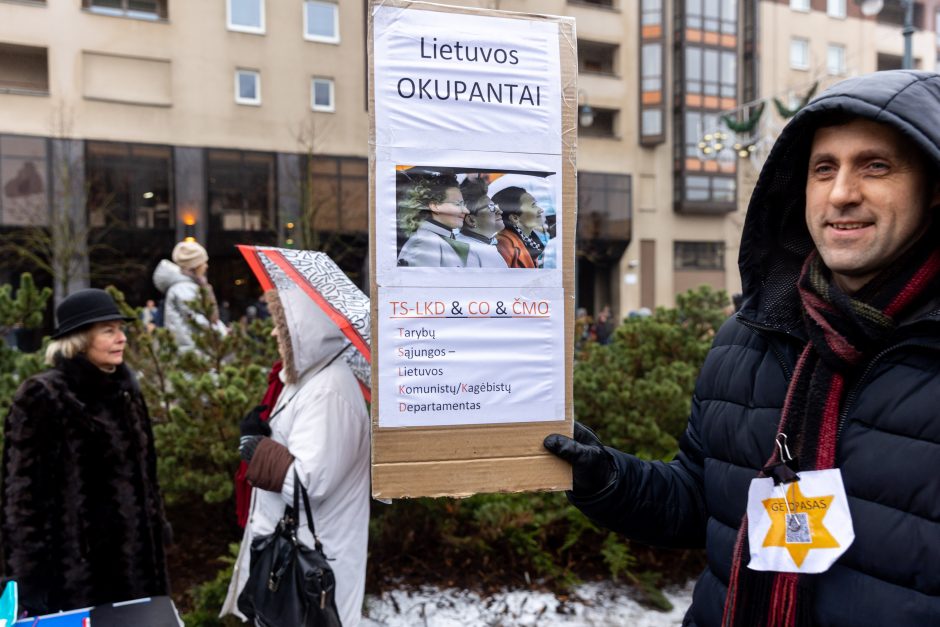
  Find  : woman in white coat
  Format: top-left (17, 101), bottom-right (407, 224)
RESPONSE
top-left (220, 285), bottom-right (371, 626)
top-left (152, 240), bottom-right (227, 352)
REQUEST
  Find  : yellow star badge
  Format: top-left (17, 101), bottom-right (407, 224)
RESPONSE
top-left (761, 481), bottom-right (840, 568)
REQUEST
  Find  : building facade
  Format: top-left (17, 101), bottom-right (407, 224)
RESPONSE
top-left (8, 0), bottom-right (931, 320)
top-left (1, 0), bottom-right (370, 313)
top-left (735, 0), bottom-right (940, 225)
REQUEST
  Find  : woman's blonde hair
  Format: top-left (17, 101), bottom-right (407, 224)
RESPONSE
top-left (44, 327), bottom-right (93, 365)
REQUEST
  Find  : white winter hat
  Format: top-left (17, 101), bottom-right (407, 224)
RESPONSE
top-left (172, 241), bottom-right (209, 270)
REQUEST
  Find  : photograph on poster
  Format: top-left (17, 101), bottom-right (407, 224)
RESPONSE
top-left (395, 166), bottom-right (558, 270)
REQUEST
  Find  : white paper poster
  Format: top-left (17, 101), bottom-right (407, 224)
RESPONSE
top-left (373, 5), bottom-right (562, 154)
top-left (379, 287), bottom-right (565, 428)
top-left (373, 4), bottom-right (567, 429)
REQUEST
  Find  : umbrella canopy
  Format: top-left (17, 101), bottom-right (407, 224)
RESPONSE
top-left (237, 245), bottom-right (371, 400)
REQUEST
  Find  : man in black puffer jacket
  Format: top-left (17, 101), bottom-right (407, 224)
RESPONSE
top-left (546, 70), bottom-right (940, 626)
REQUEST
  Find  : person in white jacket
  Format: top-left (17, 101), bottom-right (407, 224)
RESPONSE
top-left (152, 241), bottom-right (227, 351)
top-left (220, 284), bottom-right (371, 627)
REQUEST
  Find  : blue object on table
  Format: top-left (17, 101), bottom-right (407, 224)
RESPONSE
top-left (13, 607), bottom-right (90, 626)
top-left (0, 580), bottom-right (17, 627)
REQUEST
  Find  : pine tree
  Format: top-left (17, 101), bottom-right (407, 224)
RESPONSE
top-left (0, 273), bottom-right (52, 449)
top-left (109, 287), bottom-right (279, 505)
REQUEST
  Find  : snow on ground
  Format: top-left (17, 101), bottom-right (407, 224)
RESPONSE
top-left (362, 580), bottom-right (695, 627)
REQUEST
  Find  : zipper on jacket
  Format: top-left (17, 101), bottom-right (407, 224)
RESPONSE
top-left (736, 317), bottom-right (803, 381)
top-left (836, 340), bottom-right (940, 438)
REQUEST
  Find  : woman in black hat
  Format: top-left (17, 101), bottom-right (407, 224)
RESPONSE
top-left (1, 289), bottom-right (171, 616)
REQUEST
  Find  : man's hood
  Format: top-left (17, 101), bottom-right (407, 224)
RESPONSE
top-left (152, 259), bottom-right (194, 294)
top-left (738, 70), bottom-right (940, 330)
top-left (267, 287), bottom-right (349, 385)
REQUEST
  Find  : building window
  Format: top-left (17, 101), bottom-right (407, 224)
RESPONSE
top-left (228, 0), bottom-right (264, 34)
top-left (0, 135), bottom-right (49, 227)
top-left (827, 44), bottom-right (846, 75)
top-left (578, 173), bottom-right (631, 220)
top-left (790, 38), bottom-right (810, 70)
top-left (790, 0), bottom-right (810, 11)
top-left (685, 46), bottom-right (735, 97)
top-left (235, 70), bottom-right (261, 105)
top-left (0, 44), bottom-right (49, 96)
top-left (580, 107), bottom-right (617, 137)
top-left (304, 1), bottom-right (339, 43)
top-left (306, 156), bottom-right (368, 233)
top-left (83, 0), bottom-right (167, 19)
top-left (686, 0), bottom-right (737, 34)
top-left (639, 0), bottom-right (665, 145)
top-left (685, 111), bottom-right (720, 157)
top-left (577, 172), bottom-right (632, 248)
top-left (683, 175), bottom-right (735, 203)
top-left (311, 78), bottom-right (335, 112)
top-left (208, 150), bottom-right (275, 232)
top-left (579, 40), bottom-right (618, 75)
top-left (875, 1), bottom-right (925, 28)
top-left (86, 142), bottom-right (172, 230)
top-left (826, 0), bottom-right (846, 18)
top-left (573, 0), bottom-right (615, 7)
top-left (642, 110), bottom-right (663, 136)
top-left (674, 241), bottom-right (724, 270)
top-left (641, 43), bottom-right (662, 91)
top-left (642, 0), bottom-right (662, 25)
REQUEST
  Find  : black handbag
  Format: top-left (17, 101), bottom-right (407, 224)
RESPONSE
top-left (237, 470), bottom-right (342, 627)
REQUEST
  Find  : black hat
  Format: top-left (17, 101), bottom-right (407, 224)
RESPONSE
top-left (52, 288), bottom-right (134, 339)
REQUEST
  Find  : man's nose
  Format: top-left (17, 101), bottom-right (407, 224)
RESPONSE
top-left (829, 169), bottom-right (862, 207)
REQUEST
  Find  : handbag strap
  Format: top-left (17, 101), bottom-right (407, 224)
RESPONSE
top-left (292, 469), bottom-right (324, 553)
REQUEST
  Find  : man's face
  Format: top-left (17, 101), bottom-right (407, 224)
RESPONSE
top-left (805, 118), bottom-right (940, 293)
top-left (465, 196), bottom-right (504, 238)
top-left (430, 187), bottom-right (468, 229)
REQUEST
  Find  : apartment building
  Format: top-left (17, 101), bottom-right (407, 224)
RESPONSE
top-left (735, 0), bottom-right (940, 218)
top-left (0, 0), bottom-right (369, 311)
top-left (12, 0), bottom-right (908, 319)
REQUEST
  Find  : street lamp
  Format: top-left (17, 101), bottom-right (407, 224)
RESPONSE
top-left (855, 0), bottom-right (915, 69)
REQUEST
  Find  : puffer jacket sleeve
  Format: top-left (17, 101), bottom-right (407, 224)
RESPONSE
top-left (1, 377), bottom-right (62, 614)
top-left (567, 395), bottom-right (708, 549)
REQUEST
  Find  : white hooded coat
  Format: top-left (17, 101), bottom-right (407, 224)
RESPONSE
top-left (220, 285), bottom-right (371, 627)
top-left (152, 259), bottom-right (227, 351)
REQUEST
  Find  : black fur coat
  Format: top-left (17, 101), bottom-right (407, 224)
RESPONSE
top-left (1, 355), bottom-right (169, 615)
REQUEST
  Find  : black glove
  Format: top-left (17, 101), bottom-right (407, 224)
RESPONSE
top-left (240, 404), bottom-right (271, 437)
top-left (544, 421), bottom-right (617, 496)
top-left (240, 435), bottom-right (265, 463)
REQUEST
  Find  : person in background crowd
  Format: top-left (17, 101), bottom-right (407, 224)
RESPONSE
top-left (592, 304), bottom-right (614, 345)
top-left (1, 289), bottom-right (170, 616)
top-left (545, 70), bottom-right (940, 626)
top-left (152, 241), bottom-right (228, 351)
top-left (222, 287), bottom-right (370, 626)
top-left (456, 177), bottom-right (509, 268)
top-left (397, 174), bottom-right (470, 268)
top-left (493, 186), bottom-right (545, 268)
top-left (140, 298), bottom-right (161, 332)
top-left (574, 307), bottom-right (594, 349)
top-left (219, 300), bottom-right (232, 326)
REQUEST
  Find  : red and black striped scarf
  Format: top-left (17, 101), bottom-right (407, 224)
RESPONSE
top-left (722, 232), bottom-right (940, 627)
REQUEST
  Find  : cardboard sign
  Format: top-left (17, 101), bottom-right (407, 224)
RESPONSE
top-left (369, 0), bottom-right (576, 498)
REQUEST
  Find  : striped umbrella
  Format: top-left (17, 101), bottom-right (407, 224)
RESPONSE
top-left (237, 245), bottom-right (371, 400)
